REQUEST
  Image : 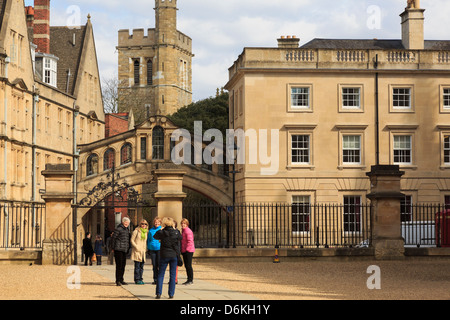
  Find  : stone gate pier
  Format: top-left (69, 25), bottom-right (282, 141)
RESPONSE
top-left (41, 164), bottom-right (75, 265)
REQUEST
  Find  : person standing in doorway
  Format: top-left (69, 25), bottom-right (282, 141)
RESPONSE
top-left (154, 217), bottom-right (182, 299)
top-left (181, 218), bottom-right (195, 285)
top-left (147, 217), bottom-right (162, 285)
top-left (112, 217), bottom-right (131, 286)
top-left (94, 234), bottom-right (104, 265)
top-left (131, 219), bottom-right (149, 284)
top-left (82, 232), bottom-right (94, 266)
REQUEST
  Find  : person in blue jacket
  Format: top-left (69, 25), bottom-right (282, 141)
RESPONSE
top-left (147, 217), bottom-right (162, 285)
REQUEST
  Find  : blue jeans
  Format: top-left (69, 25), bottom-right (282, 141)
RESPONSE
top-left (148, 250), bottom-right (160, 282)
top-left (156, 257), bottom-right (177, 297)
top-left (134, 260), bottom-right (144, 282)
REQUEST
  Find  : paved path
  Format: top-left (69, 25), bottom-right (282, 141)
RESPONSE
top-left (89, 261), bottom-right (258, 300)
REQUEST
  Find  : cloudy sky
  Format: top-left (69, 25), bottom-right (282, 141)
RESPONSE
top-left (25, 0), bottom-right (450, 102)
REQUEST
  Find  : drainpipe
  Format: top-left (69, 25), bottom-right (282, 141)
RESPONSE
top-left (73, 103), bottom-right (80, 265)
top-left (374, 54), bottom-right (380, 165)
top-left (3, 57), bottom-right (9, 249)
top-left (31, 86), bottom-right (39, 229)
top-left (3, 57), bottom-right (10, 200)
top-left (31, 86), bottom-right (39, 203)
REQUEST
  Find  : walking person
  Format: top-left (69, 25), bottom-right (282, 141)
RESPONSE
top-left (94, 234), bottom-right (104, 265)
top-left (131, 219), bottom-right (149, 284)
top-left (147, 217), bottom-right (162, 285)
top-left (82, 232), bottom-right (94, 266)
top-left (111, 217), bottom-right (131, 286)
top-left (181, 218), bottom-right (195, 285)
top-left (154, 217), bottom-right (182, 299)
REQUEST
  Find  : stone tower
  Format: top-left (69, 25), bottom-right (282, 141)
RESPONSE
top-left (117, 0), bottom-right (193, 122)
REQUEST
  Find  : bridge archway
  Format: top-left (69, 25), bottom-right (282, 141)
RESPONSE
top-left (75, 115), bottom-right (232, 223)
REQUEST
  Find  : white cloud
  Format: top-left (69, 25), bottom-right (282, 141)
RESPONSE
top-left (25, 0), bottom-right (450, 101)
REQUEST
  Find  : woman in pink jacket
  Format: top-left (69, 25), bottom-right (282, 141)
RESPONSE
top-left (180, 218), bottom-right (195, 285)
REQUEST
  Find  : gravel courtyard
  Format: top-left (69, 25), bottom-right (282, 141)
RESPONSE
top-left (0, 257), bottom-right (449, 300)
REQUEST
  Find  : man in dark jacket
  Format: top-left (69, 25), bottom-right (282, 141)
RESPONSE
top-left (112, 217), bottom-right (131, 286)
top-left (154, 217), bottom-right (182, 299)
top-left (82, 232), bottom-right (94, 266)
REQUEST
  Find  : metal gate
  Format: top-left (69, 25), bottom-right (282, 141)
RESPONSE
top-left (0, 202), bottom-right (46, 249)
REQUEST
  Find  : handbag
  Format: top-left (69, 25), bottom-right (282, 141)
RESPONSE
top-left (171, 235), bottom-right (183, 267)
top-left (177, 253), bottom-right (183, 267)
top-left (91, 253), bottom-right (97, 262)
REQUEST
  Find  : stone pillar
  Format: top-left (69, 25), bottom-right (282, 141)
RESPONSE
top-left (41, 164), bottom-right (75, 265)
top-left (366, 165), bottom-right (405, 260)
top-left (153, 169), bottom-right (186, 226)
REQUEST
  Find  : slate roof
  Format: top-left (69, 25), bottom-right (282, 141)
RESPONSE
top-left (50, 26), bottom-right (87, 95)
top-left (301, 38), bottom-right (450, 51)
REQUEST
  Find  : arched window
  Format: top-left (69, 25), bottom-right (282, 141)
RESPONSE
top-left (103, 148), bottom-right (115, 171)
top-left (147, 59), bottom-right (153, 85)
top-left (134, 59), bottom-right (140, 86)
top-left (152, 126), bottom-right (164, 160)
top-left (121, 143), bottom-right (132, 165)
top-left (87, 154), bottom-right (99, 176)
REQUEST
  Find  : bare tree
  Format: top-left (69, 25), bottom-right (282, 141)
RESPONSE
top-left (101, 75), bottom-right (119, 114)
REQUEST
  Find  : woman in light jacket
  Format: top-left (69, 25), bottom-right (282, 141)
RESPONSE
top-left (130, 219), bottom-right (149, 285)
top-left (180, 218), bottom-right (195, 285)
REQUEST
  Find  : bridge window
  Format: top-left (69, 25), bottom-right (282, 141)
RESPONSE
top-left (87, 154), bottom-right (99, 176)
top-left (121, 143), bottom-right (132, 165)
top-left (141, 137), bottom-right (147, 160)
top-left (152, 126), bottom-right (164, 160)
top-left (104, 148), bottom-right (115, 171)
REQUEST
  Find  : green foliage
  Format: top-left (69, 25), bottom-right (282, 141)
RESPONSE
top-left (168, 91), bottom-right (229, 139)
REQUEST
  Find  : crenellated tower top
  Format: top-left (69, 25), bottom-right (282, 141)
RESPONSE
top-left (155, 0), bottom-right (177, 8)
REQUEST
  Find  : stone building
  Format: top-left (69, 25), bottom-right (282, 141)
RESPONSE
top-left (117, 0), bottom-right (193, 122)
top-left (0, 0), bottom-right (104, 207)
top-left (225, 2), bottom-right (450, 211)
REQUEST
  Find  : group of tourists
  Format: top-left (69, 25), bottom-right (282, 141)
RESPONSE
top-left (82, 215), bottom-right (195, 299)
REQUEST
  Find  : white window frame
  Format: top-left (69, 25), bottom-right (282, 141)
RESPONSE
top-left (440, 85), bottom-right (450, 113)
top-left (343, 195), bottom-right (362, 235)
top-left (43, 57), bottom-right (57, 87)
top-left (342, 135), bottom-right (361, 165)
top-left (393, 135), bottom-right (412, 165)
top-left (437, 128), bottom-right (450, 169)
top-left (288, 84), bottom-right (313, 112)
top-left (285, 124), bottom-right (316, 169)
top-left (291, 134), bottom-right (310, 165)
top-left (390, 85), bottom-right (414, 112)
top-left (444, 88), bottom-right (450, 108)
top-left (292, 195), bottom-right (311, 235)
top-left (339, 85), bottom-right (364, 112)
top-left (444, 135), bottom-right (450, 165)
top-left (336, 125), bottom-right (367, 170)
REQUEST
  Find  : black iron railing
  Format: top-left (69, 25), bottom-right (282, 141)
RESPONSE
top-left (402, 204), bottom-right (450, 248)
top-left (183, 203), bottom-right (372, 249)
top-left (0, 202), bottom-right (46, 249)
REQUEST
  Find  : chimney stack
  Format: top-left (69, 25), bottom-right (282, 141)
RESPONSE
top-left (277, 36), bottom-right (300, 48)
top-left (400, 4), bottom-right (425, 50)
top-left (33, 0), bottom-right (51, 54)
top-left (26, 6), bottom-right (35, 28)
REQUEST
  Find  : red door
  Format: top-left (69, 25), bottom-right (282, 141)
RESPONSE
top-left (436, 210), bottom-right (450, 247)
